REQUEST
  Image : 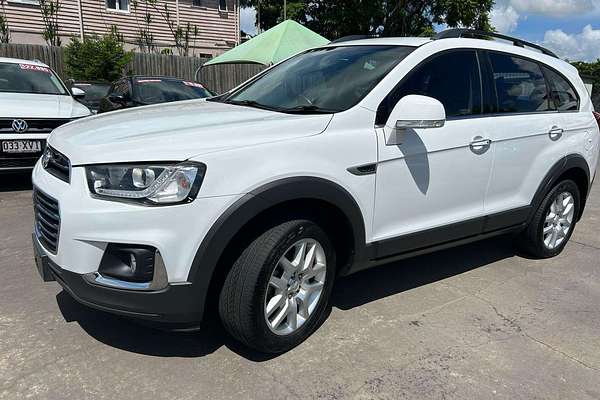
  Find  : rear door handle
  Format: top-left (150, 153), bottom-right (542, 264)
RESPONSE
top-left (549, 126), bottom-right (564, 140)
top-left (470, 136), bottom-right (492, 154)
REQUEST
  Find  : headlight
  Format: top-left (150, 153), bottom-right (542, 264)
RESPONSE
top-left (86, 162), bottom-right (206, 205)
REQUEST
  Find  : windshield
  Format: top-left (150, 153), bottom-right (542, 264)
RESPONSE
top-left (134, 79), bottom-right (214, 104)
top-left (0, 62), bottom-right (67, 95)
top-left (224, 45), bottom-right (415, 113)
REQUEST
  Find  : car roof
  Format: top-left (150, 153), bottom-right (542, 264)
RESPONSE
top-left (129, 75), bottom-right (187, 81)
top-left (323, 35), bottom-right (574, 73)
top-left (0, 57), bottom-right (50, 67)
top-left (71, 80), bottom-right (111, 85)
top-left (324, 37), bottom-right (432, 47)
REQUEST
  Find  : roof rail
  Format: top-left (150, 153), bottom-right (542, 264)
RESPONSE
top-left (330, 35), bottom-right (377, 44)
top-left (434, 28), bottom-right (559, 59)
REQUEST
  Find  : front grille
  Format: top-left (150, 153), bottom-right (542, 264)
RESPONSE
top-left (0, 118), bottom-right (72, 134)
top-left (43, 146), bottom-right (70, 183)
top-left (33, 189), bottom-right (61, 254)
top-left (0, 157), bottom-right (40, 169)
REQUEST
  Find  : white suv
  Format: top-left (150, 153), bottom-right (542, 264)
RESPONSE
top-left (0, 58), bottom-right (90, 173)
top-left (32, 30), bottom-right (599, 353)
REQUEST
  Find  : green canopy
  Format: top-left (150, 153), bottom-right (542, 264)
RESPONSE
top-left (203, 20), bottom-right (329, 67)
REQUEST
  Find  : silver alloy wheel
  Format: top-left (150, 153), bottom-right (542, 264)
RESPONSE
top-left (264, 239), bottom-right (327, 336)
top-left (543, 191), bottom-right (575, 250)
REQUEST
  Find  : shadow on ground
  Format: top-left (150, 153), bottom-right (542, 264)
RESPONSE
top-left (56, 235), bottom-right (516, 360)
top-left (0, 172), bottom-right (33, 192)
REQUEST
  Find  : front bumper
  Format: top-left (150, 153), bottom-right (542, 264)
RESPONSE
top-left (33, 233), bottom-right (204, 323)
top-left (31, 161), bottom-right (244, 324)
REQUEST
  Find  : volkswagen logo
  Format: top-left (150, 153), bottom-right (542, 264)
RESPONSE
top-left (41, 148), bottom-right (52, 168)
top-left (11, 119), bottom-right (28, 133)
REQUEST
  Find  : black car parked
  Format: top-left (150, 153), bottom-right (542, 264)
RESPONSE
top-left (98, 76), bottom-right (214, 114)
top-left (67, 81), bottom-right (111, 114)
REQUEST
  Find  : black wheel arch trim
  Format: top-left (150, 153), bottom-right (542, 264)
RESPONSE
top-left (530, 154), bottom-right (591, 222)
top-left (186, 177), bottom-right (368, 317)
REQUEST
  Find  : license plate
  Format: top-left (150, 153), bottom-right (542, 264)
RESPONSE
top-left (1, 140), bottom-right (42, 153)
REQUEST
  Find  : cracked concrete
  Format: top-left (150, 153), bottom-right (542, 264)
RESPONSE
top-left (1, 168), bottom-right (600, 400)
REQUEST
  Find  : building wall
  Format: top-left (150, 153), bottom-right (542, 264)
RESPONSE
top-left (1, 0), bottom-right (239, 56)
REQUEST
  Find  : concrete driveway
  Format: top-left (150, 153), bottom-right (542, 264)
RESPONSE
top-left (1, 171), bottom-right (599, 400)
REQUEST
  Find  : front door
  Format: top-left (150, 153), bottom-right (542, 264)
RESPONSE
top-left (371, 49), bottom-right (494, 258)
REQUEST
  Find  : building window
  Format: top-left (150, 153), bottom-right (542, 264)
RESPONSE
top-left (106, 0), bottom-right (129, 12)
top-left (219, 0), bottom-right (227, 11)
top-left (8, 0), bottom-right (40, 5)
top-left (192, 0), bottom-right (201, 6)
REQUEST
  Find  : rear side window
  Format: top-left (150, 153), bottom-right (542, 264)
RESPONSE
top-left (377, 50), bottom-right (482, 124)
top-left (543, 67), bottom-right (579, 111)
top-left (489, 53), bottom-right (553, 114)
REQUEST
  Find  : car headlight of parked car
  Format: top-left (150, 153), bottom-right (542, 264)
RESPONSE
top-left (86, 162), bottom-right (206, 205)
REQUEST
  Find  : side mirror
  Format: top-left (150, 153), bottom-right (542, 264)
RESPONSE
top-left (385, 95), bottom-right (446, 145)
top-left (108, 93), bottom-right (126, 105)
top-left (71, 87), bottom-right (86, 99)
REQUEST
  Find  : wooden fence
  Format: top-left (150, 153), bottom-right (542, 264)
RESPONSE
top-left (0, 43), bottom-right (264, 94)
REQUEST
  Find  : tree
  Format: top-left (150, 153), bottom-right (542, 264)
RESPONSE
top-left (240, 0), bottom-right (305, 32)
top-left (39, 0), bottom-right (61, 46)
top-left (306, 0), bottom-right (494, 39)
top-left (64, 26), bottom-right (133, 81)
top-left (240, 0), bottom-right (493, 39)
top-left (572, 60), bottom-right (600, 109)
top-left (132, 0), bottom-right (157, 53)
top-left (131, 0), bottom-right (199, 56)
top-left (0, 0), bottom-right (9, 44)
top-left (572, 60), bottom-right (600, 87)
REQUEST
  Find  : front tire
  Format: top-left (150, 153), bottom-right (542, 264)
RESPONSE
top-left (517, 179), bottom-right (580, 258)
top-left (218, 220), bottom-right (336, 353)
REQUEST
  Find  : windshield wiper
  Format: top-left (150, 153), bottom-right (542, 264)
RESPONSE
top-left (224, 99), bottom-right (279, 112)
top-left (278, 105), bottom-right (340, 114)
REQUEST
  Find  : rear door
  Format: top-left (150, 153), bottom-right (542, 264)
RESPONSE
top-left (542, 66), bottom-right (595, 172)
top-left (483, 51), bottom-right (566, 217)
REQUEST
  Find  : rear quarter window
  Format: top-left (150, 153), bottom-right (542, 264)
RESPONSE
top-left (542, 67), bottom-right (580, 112)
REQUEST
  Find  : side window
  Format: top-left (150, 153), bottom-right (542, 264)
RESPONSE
top-left (489, 53), bottom-right (553, 114)
top-left (113, 80), bottom-right (129, 98)
top-left (110, 79), bottom-right (131, 100)
top-left (543, 67), bottom-right (579, 111)
top-left (377, 50), bottom-right (482, 124)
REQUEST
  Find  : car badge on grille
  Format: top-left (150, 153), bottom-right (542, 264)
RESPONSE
top-left (11, 119), bottom-right (28, 133)
top-left (41, 148), bottom-right (52, 168)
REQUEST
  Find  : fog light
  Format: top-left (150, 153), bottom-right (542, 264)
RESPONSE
top-left (99, 244), bottom-right (156, 283)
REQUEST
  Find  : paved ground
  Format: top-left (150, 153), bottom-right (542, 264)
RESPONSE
top-left (1, 171), bottom-right (600, 400)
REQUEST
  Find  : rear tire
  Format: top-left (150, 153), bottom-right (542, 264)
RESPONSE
top-left (517, 179), bottom-right (580, 258)
top-left (218, 219), bottom-right (336, 353)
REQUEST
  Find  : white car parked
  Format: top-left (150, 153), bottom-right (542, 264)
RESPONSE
top-left (0, 58), bottom-right (90, 173)
top-left (32, 29), bottom-right (599, 353)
